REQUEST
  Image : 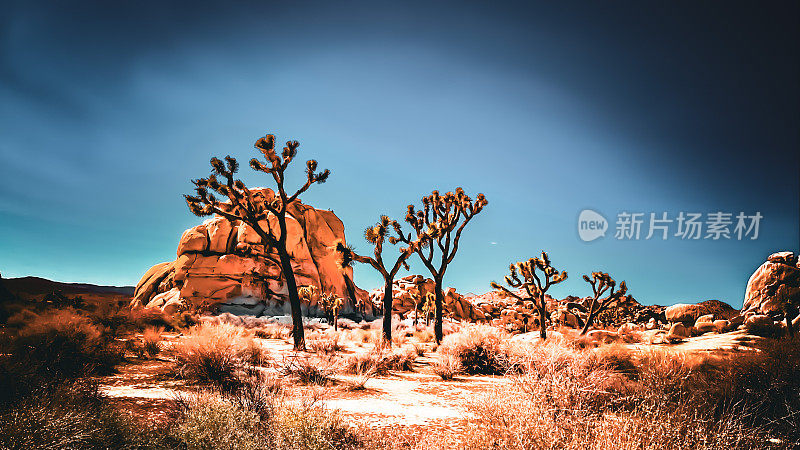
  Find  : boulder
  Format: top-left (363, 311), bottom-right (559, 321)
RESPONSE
top-left (665, 304), bottom-right (700, 323)
top-left (743, 251), bottom-right (800, 319)
top-left (666, 300), bottom-right (738, 324)
top-left (712, 319), bottom-right (729, 333)
top-left (586, 329), bottom-right (619, 344)
top-left (177, 225), bottom-right (208, 256)
top-left (132, 189), bottom-right (374, 319)
top-left (667, 322), bottom-right (691, 338)
top-left (695, 321), bottom-right (717, 334)
top-left (745, 314), bottom-right (773, 329)
top-left (696, 314), bottom-right (715, 324)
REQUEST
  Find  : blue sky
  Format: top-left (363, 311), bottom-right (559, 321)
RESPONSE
top-left (1, 1), bottom-right (798, 308)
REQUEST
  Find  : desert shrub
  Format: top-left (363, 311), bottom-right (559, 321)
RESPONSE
top-left (0, 380), bottom-right (175, 450)
top-left (347, 328), bottom-right (378, 344)
top-left (413, 328), bottom-right (435, 343)
top-left (279, 354), bottom-right (338, 385)
top-left (173, 392), bottom-right (265, 450)
top-left (308, 334), bottom-right (344, 354)
top-left (432, 352), bottom-right (462, 380)
top-left (344, 346), bottom-right (416, 376)
top-left (173, 311), bottom-right (200, 329)
top-left (172, 389), bottom-right (363, 450)
top-left (0, 309), bottom-right (122, 399)
top-left (222, 372), bottom-right (283, 420)
top-left (173, 323), bottom-right (262, 389)
top-left (385, 346), bottom-right (417, 371)
top-left (459, 387), bottom-right (763, 450)
top-left (436, 324), bottom-right (517, 375)
top-left (272, 402), bottom-right (362, 450)
top-left (142, 326), bottom-right (163, 357)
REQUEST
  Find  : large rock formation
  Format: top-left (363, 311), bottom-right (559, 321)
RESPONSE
top-left (743, 251), bottom-right (800, 319)
top-left (132, 189), bottom-right (374, 319)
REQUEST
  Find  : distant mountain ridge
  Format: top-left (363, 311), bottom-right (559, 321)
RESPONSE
top-left (1, 276), bottom-right (134, 298)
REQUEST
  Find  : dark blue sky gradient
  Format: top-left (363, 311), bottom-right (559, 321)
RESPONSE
top-left (1, 1), bottom-right (797, 307)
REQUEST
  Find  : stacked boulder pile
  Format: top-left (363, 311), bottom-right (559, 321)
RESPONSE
top-left (663, 300), bottom-right (741, 340)
top-left (371, 275), bottom-right (485, 322)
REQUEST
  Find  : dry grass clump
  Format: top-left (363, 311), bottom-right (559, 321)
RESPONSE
top-left (254, 324), bottom-right (289, 340)
top-left (174, 384), bottom-right (364, 449)
top-left (449, 335), bottom-right (800, 449)
top-left (308, 334), bottom-right (344, 354)
top-left (172, 322), bottom-right (266, 388)
top-left (346, 328), bottom-right (380, 345)
top-left (0, 380), bottom-right (174, 449)
top-left (435, 324), bottom-right (518, 375)
top-left (279, 354), bottom-right (338, 385)
top-left (413, 328), bottom-right (435, 343)
top-left (142, 326), bottom-right (163, 357)
top-left (343, 346), bottom-right (416, 376)
top-left (173, 391), bottom-right (265, 450)
top-left (432, 352), bottom-right (462, 380)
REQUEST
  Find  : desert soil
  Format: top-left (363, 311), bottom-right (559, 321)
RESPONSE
top-left (95, 329), bottom-right (763, 434)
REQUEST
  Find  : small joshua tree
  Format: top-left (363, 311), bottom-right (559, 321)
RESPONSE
top-left (399, 188), bottom-right (488, 344)
top-left (490, 252), bottom-right (567, 339)
top-left (320, 293), bottom-right (343, 331)
top-left (335, 216), bottom-right (415, 343)
top-left (410, 286), bottom-right (423, 325)
top-left (422, 292), bottom-right (435, 326)
top-left (184, 133), bottom-right (329, 351)
top-left (579, 272), bottom-right (628, 335)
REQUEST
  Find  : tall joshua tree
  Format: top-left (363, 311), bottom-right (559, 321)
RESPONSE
top-left (335, 216), bottom-right (415, 343)
top-left (184, 133), bottom-right (330, 351)
top-left (399, 188), bottom-right (488, 344)
top-left (579, 272), bottom-right (628, 335)
top-left (490, 252), bottom-right (567, 339)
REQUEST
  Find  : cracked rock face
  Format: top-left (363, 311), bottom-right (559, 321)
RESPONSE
top-left (131, 189), bottom-right (373, 319)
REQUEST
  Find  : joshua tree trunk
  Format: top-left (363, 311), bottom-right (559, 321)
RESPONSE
top-left (434, 276), bottom-right (444, 344)
top-left (279, 253), bottom-right (305, 351)
top-left (382, 278), bottom-right (394, 344)
top-left (538, 302), bottom-right (547, 340)
top-left (785, 304), bottom-right (798, 337)
top-left (342, 274), bottom-right (360, 317)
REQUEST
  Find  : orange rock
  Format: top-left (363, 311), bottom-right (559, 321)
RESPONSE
top-left (743, 251), bottom-right (800, 317)
top-left (177, 225), bottom-right (208, 256)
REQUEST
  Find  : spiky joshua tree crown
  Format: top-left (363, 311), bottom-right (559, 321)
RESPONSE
top-left (184, 134), bottom-right (330, 235)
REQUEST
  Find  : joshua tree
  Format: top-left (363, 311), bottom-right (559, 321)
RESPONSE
top-left (320, 293), bottom-right (343, 331)
top-left (335, 216), bottom-right (415, 343)
top-left (400, 188), bottom-right (488, 344)
top-left (422, 292), bottom-right (435, 326)
top-left (490, 252), bottom-right (567, 339)
top-left (185, 133), bottom-right (330, 351)
top-left (579, 272), bottom-right (628, 335)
